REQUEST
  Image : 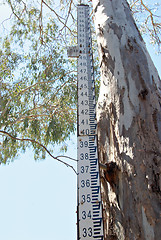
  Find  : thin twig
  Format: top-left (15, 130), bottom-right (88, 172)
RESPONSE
top-left (56, 155), bottom-right (78, 162)
top-left (39, 0), bottom-right (43, 44)
top-left (42, 0), bottom-right (75, 36)
top-left (0, 13), bottom-right (13, 28)
top-left (60, 0), bottom-right (73, 32)
top-left (130, 0), bottom-right (140, 9)
top-left (8, 2), bottom-right (21, 21)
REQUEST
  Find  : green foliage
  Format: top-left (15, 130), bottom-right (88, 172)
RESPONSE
top-left (0, 0), bottom-right (77, 163)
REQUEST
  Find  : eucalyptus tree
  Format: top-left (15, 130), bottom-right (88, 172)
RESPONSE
top-left (92, 0), bottom-right (161, 239)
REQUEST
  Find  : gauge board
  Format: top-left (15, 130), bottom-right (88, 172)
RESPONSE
top-left (77, 4), bottom-right (104, 240)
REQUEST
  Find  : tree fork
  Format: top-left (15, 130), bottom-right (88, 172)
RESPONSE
top-left (92, 0), bottom-right (161, 239)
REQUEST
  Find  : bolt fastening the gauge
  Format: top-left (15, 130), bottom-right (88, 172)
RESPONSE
top-left (99, 163), bottom-right (107, 171)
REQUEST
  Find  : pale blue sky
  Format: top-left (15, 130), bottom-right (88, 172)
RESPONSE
top-left (0, 140), bottom-right (77, 240)
top-left (0, 1), bottom-right (161, 240)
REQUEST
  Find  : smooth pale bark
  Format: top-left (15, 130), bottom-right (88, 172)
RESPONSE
top-left (92, 0), bottom-right (161, 239)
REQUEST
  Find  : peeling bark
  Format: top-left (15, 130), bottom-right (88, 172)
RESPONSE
top-left (92, 0), bottom-right (161, 239)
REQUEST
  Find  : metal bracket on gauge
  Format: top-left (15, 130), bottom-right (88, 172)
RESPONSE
top-left (67, 46), bottom-right (79, 58)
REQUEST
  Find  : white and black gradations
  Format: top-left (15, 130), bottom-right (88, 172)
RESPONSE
top-left (77, 4), bottom-right (104, 240)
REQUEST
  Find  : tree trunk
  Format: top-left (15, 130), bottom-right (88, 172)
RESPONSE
top-left (92, 0), bottom-right (161, 239)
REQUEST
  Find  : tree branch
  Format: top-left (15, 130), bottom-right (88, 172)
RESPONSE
top-left (16, 70), bottom-right (75, 95)
top-left (60, 0), bottom-right (73, 32)
top-left (42, 0), bottom-right (75, 36)
top-left (0, 130), bottom-right (77, 174)
top-left (1, 71), bottom-right (76, 119)
top-left (39, 0), bottom-right (43, 44)
top-left (140, 0), bottom-right (161, 44)
top-left (140, 1), bottom-right (156, 26)
top-left (130, 0), bottom-right (140, 9)
top-left (8, 1), bottom-right (21, 21)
